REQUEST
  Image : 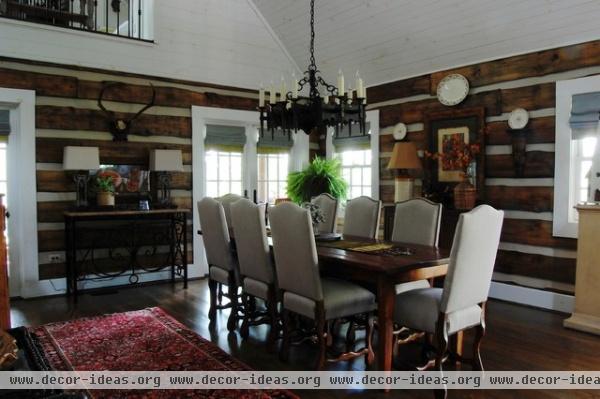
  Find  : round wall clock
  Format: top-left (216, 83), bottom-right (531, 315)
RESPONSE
top-left (392, 122), bottom-right (407, 140)
top-left (508, 108), bottom-right (529, 129)
top-left (436, 74), bottom-right (470, 106)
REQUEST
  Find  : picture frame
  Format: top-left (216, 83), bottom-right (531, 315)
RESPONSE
top-left (423, 107), bottom-right (486, 206)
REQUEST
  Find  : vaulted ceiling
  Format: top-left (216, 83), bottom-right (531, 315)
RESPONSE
top-left (252, 0), bottom-right (600, 89)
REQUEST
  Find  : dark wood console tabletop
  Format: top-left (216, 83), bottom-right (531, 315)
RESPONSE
top-left (64, 209), bottom-right (190, 301)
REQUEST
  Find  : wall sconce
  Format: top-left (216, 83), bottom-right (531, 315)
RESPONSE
top-left (63, 146), bottom-right (100, 208)
top-left (150, 149), bottom-right (184, 208)
top-left (508, 108), bottom-right (530, 178)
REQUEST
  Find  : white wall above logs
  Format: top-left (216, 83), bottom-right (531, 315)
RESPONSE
top-left (0, 0), bottom-right (297, 90)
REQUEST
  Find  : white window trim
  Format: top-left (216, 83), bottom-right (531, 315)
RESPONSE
top-left (325, 110), bottom-right (380, 200)
top-left (554, 75), bottom-right (600, 238)
top-left (191, 106), bottom-right (309, 276)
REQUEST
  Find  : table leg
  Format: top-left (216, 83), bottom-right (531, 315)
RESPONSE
top-left (182, 214), bottom-right (188, 289)
top-left (64, 218), bottom-right (72, 297)
top-left (377, 277), bottom-right (395, 372)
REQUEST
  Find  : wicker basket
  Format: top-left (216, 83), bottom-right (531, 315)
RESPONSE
top-left (454, 180), bottom-right (477, 210)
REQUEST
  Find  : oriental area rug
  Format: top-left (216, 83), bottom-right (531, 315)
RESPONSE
top-left (30, 307), bottom-right (296, 399)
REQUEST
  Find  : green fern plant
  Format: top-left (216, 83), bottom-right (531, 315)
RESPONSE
top-left (286, 157), bottom-right (348, 204)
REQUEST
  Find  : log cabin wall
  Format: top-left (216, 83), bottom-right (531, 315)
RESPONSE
top-left (365, 40), bottom-right (600, 295)
top-left (0, 57), bottom-right (310, 283)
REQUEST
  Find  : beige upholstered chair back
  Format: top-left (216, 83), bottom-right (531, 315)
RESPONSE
top-left (269, 202), bottom-right (323, 301)
top-left (197, 197), bottom-right (236, 271)
top-left (441, 205), bottom-right (504, 314)
top-left (343, 196), bottom-right (382, 239)
top-left (392, 198), bottom-right (443, 246)
top-left (217, 193), bottom-right (244, 226)
top-left (230, 199), bottom-right (273, 284)
top-left (310, 193), bottom-right (338, 234)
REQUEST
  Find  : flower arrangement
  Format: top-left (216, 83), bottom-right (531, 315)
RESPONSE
top-left (302, 202), bottom-right (325, 232)
top-left (95, 175), bottom-right (116, 193)
top-left (425, 134), bottom-right (481, 178)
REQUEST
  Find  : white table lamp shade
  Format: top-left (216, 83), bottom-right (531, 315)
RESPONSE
top-left (63, 146), bottom-right (100, 171)
top-left (150, 149), bottom-right (184, 172)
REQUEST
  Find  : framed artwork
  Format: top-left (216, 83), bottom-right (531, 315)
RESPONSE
top-left (423, 107), bottom-right (485, 205)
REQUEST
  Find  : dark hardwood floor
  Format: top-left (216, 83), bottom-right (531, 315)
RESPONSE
top-left (10, 279), bottom-right (600, 399)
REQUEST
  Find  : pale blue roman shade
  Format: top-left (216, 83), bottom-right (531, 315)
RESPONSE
top-left (205, 124), bottom-right (246, 152)
top-left (0, 110), bottom-right (10, 137)
top-left (333, 122), bottom-right (370, 150)
top-left (570, 92), bottom-right (600, 139)
top-left (257, 130), bottom-right (293, 153)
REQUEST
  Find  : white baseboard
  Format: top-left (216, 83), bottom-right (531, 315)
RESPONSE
top-left (489, 281), bottom-right (574, 314)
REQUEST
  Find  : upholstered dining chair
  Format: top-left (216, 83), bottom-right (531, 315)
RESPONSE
top-left (269, 202), bottom-right (377, 370)
top-left (230, 198), bottom-right (279, 351)
top-left (310, 193), bottom-right (338, 234)
top-left (393, 205), bottom-right (504, 399)
top-left (197, 197), bottom-right (240, 331)
top-left (217, 193), bottom-right (245, 227)
top-left (343, 196), bottom-right (382, 239)
top-left (392, 198), bottom-right (443, 295)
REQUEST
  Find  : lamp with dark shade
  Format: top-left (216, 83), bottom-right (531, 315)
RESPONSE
top-left (387, 141), bottom-right (422, 202)
top-left (150, 149), bottom-right (183, 207)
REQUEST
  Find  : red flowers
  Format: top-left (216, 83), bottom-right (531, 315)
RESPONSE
top-left (425, 133), bottom-right (480, 175)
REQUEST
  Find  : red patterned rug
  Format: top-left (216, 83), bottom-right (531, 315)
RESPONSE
top-left (31, 307), bottom-right (296, 399)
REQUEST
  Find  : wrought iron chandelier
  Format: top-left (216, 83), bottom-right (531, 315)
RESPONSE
top-left (258, 0), bottom-right (367, 138)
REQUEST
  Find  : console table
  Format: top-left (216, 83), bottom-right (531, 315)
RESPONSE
top-left (64, 209), bottom-right (190, 301)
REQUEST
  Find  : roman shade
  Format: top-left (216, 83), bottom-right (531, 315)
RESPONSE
top-left (333, 122), bottom-right (370, 150)
top-left (205, 124), bottom-right (246, 152)
top-left (569, 92), bottom-right (600, 139)
top-left (257, 130), bottom-right (293, 153)
top-left (0, 110), bottom-right (10, 138)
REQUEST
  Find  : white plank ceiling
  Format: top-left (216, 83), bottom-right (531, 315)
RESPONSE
top-left (251, 0), bottom-right (600, 88)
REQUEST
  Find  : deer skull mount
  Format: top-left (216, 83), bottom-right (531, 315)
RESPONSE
top-left (97, 82), bottom-right (156, 142)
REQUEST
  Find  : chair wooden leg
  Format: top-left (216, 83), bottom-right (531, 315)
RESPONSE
top-left (240, 292), bottom-right (250, 339)
top-left (366, 314), bottom-right (375, 366)
top-left (208, 278), bottom-right (218, 322)
top-left (227, 274), bottom-right (238, 332)
top-left (280, 307), bottom-right (291, 362)
top-left (266, 288), bottom-right (278, 353)
top-left (346, 318), bottom-right (356, 347)
top-left (217, 283), bottom-right (223, 305)
top-left (472, 303), bottom-right (487, 371)
top-left (315, 302), bottom-right (327, 370)
top-left (434, 314), bottom-right (449, 399)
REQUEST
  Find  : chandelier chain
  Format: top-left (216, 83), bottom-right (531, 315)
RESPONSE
top-left (309, 0), bottom-right (316, 70)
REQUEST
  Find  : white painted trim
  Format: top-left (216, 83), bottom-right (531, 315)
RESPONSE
top-left (486, 108), bottom-right (555, 122)
top-left (486, 144), bottom-right (555, 155)
top-left (325, 110), bottom-right (380, 200)
top-left (485, 178), bottom-right (554, 187)
top-left (0, 88), bottom-right (37, 298)
top-left (191, 106), bottom-right (260, 277)
top-left (489, 281), bottom-right (574, 314)
top-left (554, 75), bottom-right (600, 238)
top-left (498, 242), bottom-right (577, 259)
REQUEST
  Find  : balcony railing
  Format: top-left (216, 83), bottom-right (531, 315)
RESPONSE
top-left (0, 0), bottom-right (153, 41)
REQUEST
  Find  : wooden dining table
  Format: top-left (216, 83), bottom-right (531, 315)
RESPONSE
top-left (199, 228), bottom-right (450, 372)
top-left (312, 235), bottom-right (450, 372)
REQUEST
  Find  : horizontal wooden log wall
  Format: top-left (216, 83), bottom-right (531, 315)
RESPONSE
top-left (366, 40), bottom-right (600, 294)
top-left (0, 59), bottom-right (261, 281)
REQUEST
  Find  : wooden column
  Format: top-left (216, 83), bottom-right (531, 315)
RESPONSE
top-left (0, 195), bottom-right (10, 330)
top-left (564, 205), bottom-right (600, 335)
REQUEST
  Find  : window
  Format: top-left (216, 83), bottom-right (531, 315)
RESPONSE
top-left (205, 150), bottom-right (243, 197)
top-left (257, 152), bottom-right (289, 203)
top-left (339, 149), bottom-right (372, 199)
top-left (570, 136), bottom-right (597, 222)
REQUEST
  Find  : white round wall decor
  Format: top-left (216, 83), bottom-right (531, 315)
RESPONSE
top-left (436, 74), bottom-right (470, 106)
top-left (392, 122), bottom-right (407, 141)
top-left (508, 108), bottom-right (529, 129)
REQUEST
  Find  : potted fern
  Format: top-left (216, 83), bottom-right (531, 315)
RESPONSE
top-left (286, 157), bottom-right (348, 204)
top-left (95, 176), bottom-right (116, 207)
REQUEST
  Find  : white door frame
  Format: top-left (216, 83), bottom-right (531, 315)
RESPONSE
top-left (0, 88), bottom-right (37, 298)
top-left (191, 106), bottom-right (260, 277)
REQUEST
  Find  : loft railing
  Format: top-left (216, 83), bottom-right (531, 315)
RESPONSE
top-left (0, 0), bottom-right (153, 41)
